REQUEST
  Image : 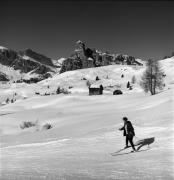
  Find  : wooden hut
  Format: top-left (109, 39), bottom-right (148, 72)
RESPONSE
top-left (89, 85), bottom-right (103, 95)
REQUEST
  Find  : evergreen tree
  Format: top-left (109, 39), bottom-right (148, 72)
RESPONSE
top-left (127, 81), bottom-right (130, 88)
top-left (56, 87), bottom-right (61, 94)
top-left (96, 76), bottom-right (100, 81)
top-left (140, 59), bottom-right (164, 95)
top-left (6, 98), bottom-right (10, 104)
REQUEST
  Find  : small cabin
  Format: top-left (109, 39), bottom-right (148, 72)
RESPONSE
top-left (89, 85), bottom-right (103, 95)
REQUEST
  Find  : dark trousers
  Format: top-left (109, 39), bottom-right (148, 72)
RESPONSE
top-left (126, 135), bottom-right (135, 150)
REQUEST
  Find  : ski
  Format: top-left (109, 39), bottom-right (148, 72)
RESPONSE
top-left (110, 147), bottom-right (129, 155)
top-left (111, 148), bottom-right (151, 156)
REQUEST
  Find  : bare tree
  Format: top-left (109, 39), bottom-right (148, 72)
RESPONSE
top-left (140, 59), bottom-right (164, 95)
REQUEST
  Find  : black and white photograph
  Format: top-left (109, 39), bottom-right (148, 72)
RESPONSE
top-left (0, 0), bottom-right (174, 179)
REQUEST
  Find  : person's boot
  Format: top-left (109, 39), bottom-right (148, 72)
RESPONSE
top-left (124, 145), bottom-right (129, 149)
top-left (131, 147), bottom-right (137, 152)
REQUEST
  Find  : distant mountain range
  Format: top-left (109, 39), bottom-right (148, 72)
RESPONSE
top-left (59, 40), bottom-right (144, 73)
top-left (0, 42), bottom-right (144, 82)
top-left (0, 46), bottom-right (60, 82)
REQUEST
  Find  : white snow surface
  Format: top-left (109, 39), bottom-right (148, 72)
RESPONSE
top-left (0, 64), bottom-right (39, 82)
top-left (0, 58), bottom-right (174, 180)
top-left (52, 58), bottom-right (66, 66)
top-left (0, 46), bottom-right (8, 50)
top-left (22, 55), bottom-right (30, 60)
top-left (0, 64), bottom-right (23, 81)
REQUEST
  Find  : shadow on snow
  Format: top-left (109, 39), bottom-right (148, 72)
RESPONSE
top-left (111, 137), bottom-right (155, 156)
top-left (135, 137), bottom-right (155, 150)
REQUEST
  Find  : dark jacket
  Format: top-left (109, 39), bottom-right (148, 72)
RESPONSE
top-left (120, 121), bottom-right (135, 137)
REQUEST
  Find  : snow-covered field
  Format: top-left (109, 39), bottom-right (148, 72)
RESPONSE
top-left (0, 58), bottom-right (174, 180)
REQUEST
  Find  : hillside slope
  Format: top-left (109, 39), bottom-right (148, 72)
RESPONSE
top-left (0, 57), bottom-right (174, 179)
top-left (0, 85), bottom-right (173, 180)
top-left (0, 57), bottom-right (173, 106)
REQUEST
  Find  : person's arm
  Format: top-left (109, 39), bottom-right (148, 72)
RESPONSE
top-left (119, 126), bottom-right (124, 131)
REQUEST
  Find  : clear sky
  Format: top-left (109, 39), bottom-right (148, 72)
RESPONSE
top-left (0, 0), bottom-right (173, 60)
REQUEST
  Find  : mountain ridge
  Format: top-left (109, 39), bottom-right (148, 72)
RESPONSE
top-left (0, 41), bottom-right (145, 82)
top-left (0, 47), bottom-right (58, 82)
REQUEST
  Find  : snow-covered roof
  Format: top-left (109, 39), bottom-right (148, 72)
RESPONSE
top-left (87, 57), bottom-right (93, 61)
top-left (90, 84), bottom-right (103, 88)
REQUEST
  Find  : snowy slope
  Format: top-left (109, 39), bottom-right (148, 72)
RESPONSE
top-left (160, 56), bottom-right (174, 85)
top-left (1, 57), bottom-right (173, 107)
top-left (0, 57), bottom-right (46, 82)
top-left (0, 47), bottom-right (58, 82)
top-left (38, 57), bottom-right (173, 95)
top-left (0, 64), bottom-right (23, 81)
top-left (0, 46), bottom-right (8, 50)
top-left (19, 54), bottom-right (59, 76)
top-left (52, 57), bottom-right (66, 66)
top-left (0, 86), bottom-right (173, 180)
top-left (0, 57), bottom-right (174, 180)
top-left (38, 64), bottom-right (145, 95)
top-left (0, 64), bottom-right (145, 104)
